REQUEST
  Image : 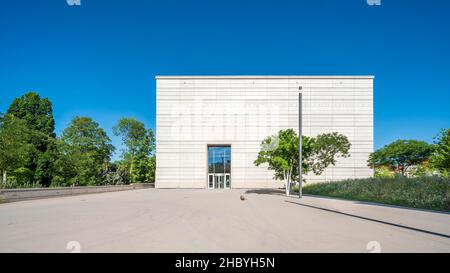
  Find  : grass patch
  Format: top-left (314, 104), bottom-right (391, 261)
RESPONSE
top-left (301, 176), bottom-right (450, 212)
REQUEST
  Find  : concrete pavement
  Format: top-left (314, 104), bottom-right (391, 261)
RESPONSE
top-left (0, 188), bottom-right (449, 252)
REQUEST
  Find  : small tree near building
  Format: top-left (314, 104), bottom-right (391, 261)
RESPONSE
top-left (254, 129), bottom-right (351, 196)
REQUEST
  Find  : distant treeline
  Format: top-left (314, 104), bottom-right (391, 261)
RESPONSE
top-left (367, 131), bottom-right (450, 178)
top-left (0, 92), bottom-right (155, 188)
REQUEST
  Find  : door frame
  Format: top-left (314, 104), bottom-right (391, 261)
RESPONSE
top-left (208, 174), bottom-right (214, 189)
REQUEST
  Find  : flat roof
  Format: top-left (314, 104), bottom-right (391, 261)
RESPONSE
top-left (155, 75), bottom-right (375, 79)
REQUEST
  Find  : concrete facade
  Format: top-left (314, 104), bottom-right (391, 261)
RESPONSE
top-left (155, 76), bottom-right (374, 189)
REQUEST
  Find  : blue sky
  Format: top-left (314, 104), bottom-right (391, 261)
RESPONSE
top-left (1, 0), bottom-right (449, 160)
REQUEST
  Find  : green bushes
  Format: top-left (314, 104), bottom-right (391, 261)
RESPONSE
top-left (302, 176), bottom-right (450, 212)
top-left (1, 178), bottom-right (42, 189)
top-left (374, 166), bottom-right (396, 178)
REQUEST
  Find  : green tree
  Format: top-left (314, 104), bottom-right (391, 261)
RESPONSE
top-left (0, 114), bottom-right (32, 186)
top-left (306, 132), bottom-right (352, 175)
top-left (5, 92), bottom-right (56, 186)
top-left (51, 139), bottom-right (77, 187)
top-left (6, 92), bottom-right (55, 136)
top-left (34, 137), bottom-right (60, 186)
top-left (254, 129), bottom-right (351, 196)
top-left (113, 118), bottom-right (155, 183)
top-left (431, 129), bottom-right (450, 177)
top-left (368, 140), bottom-right (433, 176)
top-left (147, 155), bottom-right (156, 183)
top-left (58, 117), bottom-right (115, 186)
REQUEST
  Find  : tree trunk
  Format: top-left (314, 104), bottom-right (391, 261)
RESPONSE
top-left (284, 171), bottom-right (289, 197)
top-left (285, 177), bottom-right (289, 197)
top-left (404, 165), bottom-right (410, 177)
top-left (284, 164), bottom-right (296, 196)
top-left (286, 175), bottom-right (290, 197)
top-left (2, 170), bottom-right (6, 187)
top-left (289, 166), bottom-right (293, 195)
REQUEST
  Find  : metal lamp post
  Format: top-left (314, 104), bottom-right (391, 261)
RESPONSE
top-left (299, 90), bottom-right (303, 198)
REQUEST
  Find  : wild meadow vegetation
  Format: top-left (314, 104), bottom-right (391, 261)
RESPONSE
top-left (300, 129), bottom-right (450, 211)
top-left (0, 92), bottom-right (155, 189)
top-left (302, 177), bottom-right (450, 212)
top-left (257, 128), bottom-right (450, 211)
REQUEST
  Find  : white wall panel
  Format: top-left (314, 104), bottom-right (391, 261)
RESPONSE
top-left (156, 76), bottom-right (374, 188)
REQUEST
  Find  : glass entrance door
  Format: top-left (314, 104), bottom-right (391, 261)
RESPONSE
top-left (216, 174), bottom-right (224, 189)
top-left (208, 146), bottom-right (231, 189)
top-left (208, 174), bottom-right (228, 189)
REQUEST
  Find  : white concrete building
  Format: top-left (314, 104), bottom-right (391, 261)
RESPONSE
top-left (156, 76), bottom-right (374, 189)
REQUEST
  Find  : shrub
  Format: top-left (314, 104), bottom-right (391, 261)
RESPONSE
top-left (374, 166), bottom-right (395, 178)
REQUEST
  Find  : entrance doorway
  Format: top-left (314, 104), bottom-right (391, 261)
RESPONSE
top-left (208, 173), bottom-right (231, 189)
top-left (207, 146), bottom-right (231, 189)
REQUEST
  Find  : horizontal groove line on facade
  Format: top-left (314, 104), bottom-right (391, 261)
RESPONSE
top-left (156, 114), bottom-right (374, 116)
top-left (155, 179), bottom-right (332, 181)
top-left (156, 113), bottom-right (373, 116)
top-left (157, 176), bottom-right (371, 178)
top-left (159, 166), bottom-right (367, 168)
top-left (156, 178), bottom-right (369, 181)
top-left (157, 98), bottom-right (373, 102)
top-left (156, 175), bottom-right (348, 180)
top-left (157, 91), bottom-right (372, 94)
top-left (156, 139), bottom-right (373, 143)
top-left (157, 90), bottom-right (373, 93)
top-left (157, 154), bottom-right (371, 156)
top-left (157, 96), bottom-right (372, 100)
top-left (155, 139), bottom-right (374, 141)
top-left (156, 75), bottom-right (374, 79)
top-left (157, 88), bottom-right (373, 91)
top-left (157, 124), bottom-right (373, 127)
top-left (155, 181), bottom-right (277, 183)
top-left (158, 90), bottom-right (373, 93)
top-left (156, 151), bottom-right (371, 153)
top-left (156, 122), bottom-right (373, 125)
top-left (157, 150), bottom-right (373, 153)
top-left (159, 119), bottom-right (371, 122)
top-left (156, 143), bottom-right (372, 146)
top-left (156, 152), bottom-right (371, 155)
top-left (156, 83), bottom-right (373, 85)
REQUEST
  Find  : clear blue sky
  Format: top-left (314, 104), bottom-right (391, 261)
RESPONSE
top-left (1, 0), bottom-right (449, 160)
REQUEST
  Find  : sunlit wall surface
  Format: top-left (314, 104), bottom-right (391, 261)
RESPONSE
top-left (156, 76), bottom-right (374, 188)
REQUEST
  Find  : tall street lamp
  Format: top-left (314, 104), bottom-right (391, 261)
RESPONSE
top-left (299, 88), bottom-right (303, 198)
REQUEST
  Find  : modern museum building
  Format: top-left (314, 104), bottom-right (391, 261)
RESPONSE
top-left (155, 76), bottom-right (374, 189)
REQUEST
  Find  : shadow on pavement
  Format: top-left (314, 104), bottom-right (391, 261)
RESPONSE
top-left (286, 200), bottom-right (450, 239)
top-left (303, 194), bottom-right (450, 215)
top-left (244, 188), bottom-right (285, 196)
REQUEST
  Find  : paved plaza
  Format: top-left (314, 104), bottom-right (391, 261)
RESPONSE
top-left (1, 188), bottom-right (449, 252)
